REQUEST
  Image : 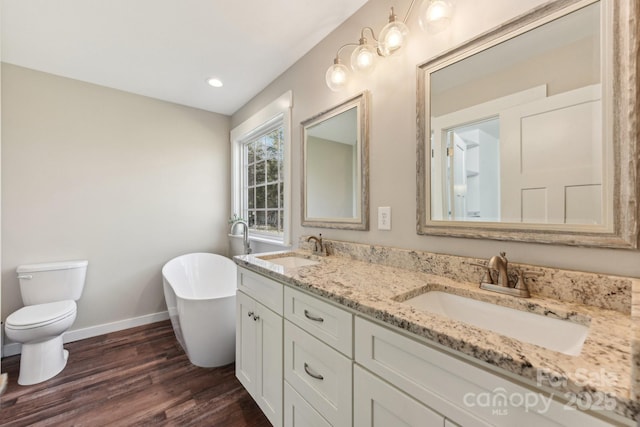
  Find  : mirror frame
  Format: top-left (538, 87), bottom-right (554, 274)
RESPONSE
top-left (416, 0), bottom-right (639, 249)
top-left (301, 91), bottom-right (370, 230)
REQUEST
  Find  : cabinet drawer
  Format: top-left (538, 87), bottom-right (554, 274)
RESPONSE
top-left (355, 317), bottom-right (613, 427)
top-left (237, 267), bottom-right (283, 314)
top-left (284, 321), bottom-right (352, 427)
top-left (284, 381), bottom-right (332, 427)
top-left (354, 365), bottom-right (444, 427)
top-left (284, 286), bottom-right (353, 357)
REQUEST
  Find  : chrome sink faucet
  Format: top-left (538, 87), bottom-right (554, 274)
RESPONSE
top-left (471, 252), bottom-right (533, 298)
top-left (230, 220), bottom-right (252, 254)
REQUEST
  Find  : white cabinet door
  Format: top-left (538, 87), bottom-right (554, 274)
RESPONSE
top-left (236, 290), bottom-right (257, 393)
top-left (236, 290), bottom-right (283, 427)
top-left (354, 365), bottom-right (445, 427)
top-left (255, 299), bottom-right (283, 426)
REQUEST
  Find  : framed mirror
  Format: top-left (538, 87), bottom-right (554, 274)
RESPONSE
top-left (302, 91), bottom-right (369, 230)
top-left (417, 0), bottom-right (639, 248)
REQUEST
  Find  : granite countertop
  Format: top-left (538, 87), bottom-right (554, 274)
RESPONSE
top-left (234, 250), bottom-right (637, 421)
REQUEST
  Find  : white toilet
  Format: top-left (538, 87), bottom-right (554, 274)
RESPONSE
top-left (5, 260), bottom-right (88, 385)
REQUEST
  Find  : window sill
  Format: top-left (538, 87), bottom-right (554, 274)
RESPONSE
top-left (228, 233), bottom-right (289, 248)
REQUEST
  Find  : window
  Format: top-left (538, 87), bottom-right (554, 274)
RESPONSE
top-left (231, 91), bottom-right (292, 246)
top-left (243, 125), bottom-right (284, 236)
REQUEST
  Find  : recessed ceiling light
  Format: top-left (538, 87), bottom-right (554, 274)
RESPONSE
top-left (207, 77), bottom-right (223, 88)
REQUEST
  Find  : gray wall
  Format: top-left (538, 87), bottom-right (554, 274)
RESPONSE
top-left (307, 137), bottom-right (355, 218)
top-left (231, 0), bottom-right (640, 278)
top-left (1, 64), bottom-right (231, 331)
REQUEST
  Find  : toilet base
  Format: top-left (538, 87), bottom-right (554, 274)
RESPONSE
top-left (18, 335), bottom-right (69, 385)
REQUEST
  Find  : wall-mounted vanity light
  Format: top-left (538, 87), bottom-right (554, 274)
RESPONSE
top-left (325, 0), bottom-right (454, 91)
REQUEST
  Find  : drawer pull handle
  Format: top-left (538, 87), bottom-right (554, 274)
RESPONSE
top-left (253, 314), bottom-right (260, 321)
top-left (304, 363), bottom-right (324, 380)
top-left (304, 310), bottom-right (324, 323)
top-left (248, 311), bottom-right (254, 318)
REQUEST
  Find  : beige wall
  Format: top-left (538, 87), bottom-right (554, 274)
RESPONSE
top-left (432, 37), bottom-right (600, 117)
top-left (232, 0), bottom-right (640, 278)
top-left (1, 64), bottom-right (231, 331)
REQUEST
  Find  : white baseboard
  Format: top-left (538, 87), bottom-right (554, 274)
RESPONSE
top-left (2, 311), bottom-right (169, 358)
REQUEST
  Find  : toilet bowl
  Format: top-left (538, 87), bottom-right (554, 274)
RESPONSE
top-left (5, 301), bottom-right (77, 385)
top-left (4, 260), bottom-right (87, 385)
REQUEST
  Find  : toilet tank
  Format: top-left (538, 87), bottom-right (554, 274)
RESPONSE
top-left (17, 260), bottom-right (88, 305)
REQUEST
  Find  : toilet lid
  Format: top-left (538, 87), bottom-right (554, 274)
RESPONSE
top-left (6, 300), bottom-right (76, 329)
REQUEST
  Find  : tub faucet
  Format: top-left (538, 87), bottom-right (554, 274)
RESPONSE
top-left (231, 221), bottom-right (252, 254)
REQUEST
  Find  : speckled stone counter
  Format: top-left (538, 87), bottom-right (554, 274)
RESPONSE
top-left (234, 241), bottom-right (640, 423)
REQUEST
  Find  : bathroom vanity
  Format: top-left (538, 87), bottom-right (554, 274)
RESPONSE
top-left (234, 241), bottom-right (638, 426)
top-left (231, 0), bottom-right (640, 423)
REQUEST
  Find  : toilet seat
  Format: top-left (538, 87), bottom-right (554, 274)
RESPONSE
top-left (6, 300), bottom-right (76, 330)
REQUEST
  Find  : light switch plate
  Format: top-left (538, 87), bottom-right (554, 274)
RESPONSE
top-left (378, 206), bottom-right (391, 230)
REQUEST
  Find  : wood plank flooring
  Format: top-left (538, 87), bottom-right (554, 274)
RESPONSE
top-left (0, 320), bottom-right (271, 426)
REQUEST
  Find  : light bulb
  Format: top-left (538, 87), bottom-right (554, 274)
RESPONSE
top-left (387, 28), bottom-right (403, 49)
top-left (351, 42), bottom-right (377, 74)
top-left (419, 0), bottom-right (454, 34)
top-left (325, 60), bottom-right (349, 91)
top-left (378, 15), bottom-right (409, 57)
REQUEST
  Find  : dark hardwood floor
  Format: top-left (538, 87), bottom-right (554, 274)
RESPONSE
top-left (0, 320), bottom-right (271, 426)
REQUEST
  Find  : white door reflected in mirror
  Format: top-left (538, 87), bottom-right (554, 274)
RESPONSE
top-left (433, 84), bottom-right (603, 225)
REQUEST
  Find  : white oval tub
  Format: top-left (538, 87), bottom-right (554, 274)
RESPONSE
top-left (162, 253), bottom-right (236, 367)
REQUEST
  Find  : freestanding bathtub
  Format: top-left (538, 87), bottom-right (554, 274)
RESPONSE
top-left (162, 253), bottom-right (237, 368)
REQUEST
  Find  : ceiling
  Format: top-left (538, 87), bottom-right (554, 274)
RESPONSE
top-left (1, 0), bottom-right (369, 115)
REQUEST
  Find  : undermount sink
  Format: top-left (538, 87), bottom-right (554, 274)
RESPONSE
top-left (403, 291), bottom-right (589, 356)
top-left (260, 254), bottom-right (320, 269)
